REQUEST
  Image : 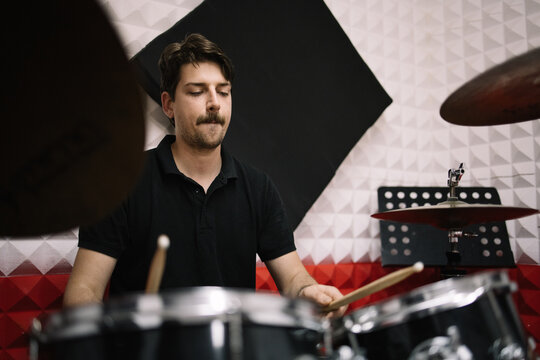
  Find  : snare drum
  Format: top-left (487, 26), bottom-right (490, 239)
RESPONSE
top-left (30, 287), bottom-right (326, 359)
top-left (330, 271), bottom-right (529, 360)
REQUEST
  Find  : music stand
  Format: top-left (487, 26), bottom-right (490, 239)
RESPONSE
top-left (377, 186), bottom-right (515, 273)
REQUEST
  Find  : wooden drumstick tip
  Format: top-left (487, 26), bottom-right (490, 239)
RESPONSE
top-left (145, 234), bottom-right (170, 294)
top-left (413, 261), bottom-right (424, 273)
top-left (158, 234), bottom-right (170, 249)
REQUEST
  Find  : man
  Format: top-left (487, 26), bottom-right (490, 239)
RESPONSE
top-left (63, 33), bottom-right (346, 317)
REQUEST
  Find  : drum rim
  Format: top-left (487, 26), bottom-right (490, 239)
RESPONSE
top-left (340, 270), bottom-right (515, 334)
top-left (32, 287), bottom-right (326, 342)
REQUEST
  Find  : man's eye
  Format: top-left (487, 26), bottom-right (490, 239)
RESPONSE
top-left (189, 91), bottom-right (202, 96)
top-left (219, 91), bottom-right (230, 96)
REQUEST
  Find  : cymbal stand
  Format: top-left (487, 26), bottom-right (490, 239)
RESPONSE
top-left (442, 164), bottom-right (470, 278)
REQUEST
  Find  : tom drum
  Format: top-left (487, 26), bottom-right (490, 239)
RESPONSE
top-left (30, 287), bottom-right (326, 360)
top-left (330, 270), bottom-right (529, 360)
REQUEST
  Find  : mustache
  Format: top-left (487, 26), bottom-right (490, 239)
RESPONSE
top-left (196, 113), bottom-right (226, 125)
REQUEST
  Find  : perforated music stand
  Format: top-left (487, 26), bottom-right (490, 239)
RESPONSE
top-left (377, 186), bottom-right (515, 269)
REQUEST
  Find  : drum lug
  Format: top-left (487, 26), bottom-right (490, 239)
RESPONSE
top-left (490, 339), bottom-right (527, 360)
top-left (334, 345), bottom-right (367, 360)
top-left (228, 314), bottom-right (243, 360)
top-left (408, 326), bottom-right (473, 360)
top-left (28, 317), bottom-right (42, 360)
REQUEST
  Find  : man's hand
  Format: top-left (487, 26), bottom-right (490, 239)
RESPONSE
top-left (298, 284), bottom-right (347, 318)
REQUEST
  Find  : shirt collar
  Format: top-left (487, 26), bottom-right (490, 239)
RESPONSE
top-left (156, 135), bottom-right (237, 180)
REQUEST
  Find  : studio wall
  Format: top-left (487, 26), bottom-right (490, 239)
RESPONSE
top-left (1, 0), bottom-right (538, 276)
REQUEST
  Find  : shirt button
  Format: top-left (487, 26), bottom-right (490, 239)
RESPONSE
top-left (195, 189), bottom-right (199, 194)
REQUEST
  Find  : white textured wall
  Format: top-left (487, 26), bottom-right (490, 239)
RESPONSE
top-left (308, 0), bottom-right (540, 265)
top-left (1, 0), bottom-right (539, 276)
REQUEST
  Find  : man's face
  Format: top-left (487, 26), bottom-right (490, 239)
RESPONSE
top-left (170, 61), bottom-right (232, 150)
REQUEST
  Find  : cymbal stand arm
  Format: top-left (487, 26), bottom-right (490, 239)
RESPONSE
top-left (443, 229), bottom-right (464, 278)
top-left (443, 229), bottom-right (477, 278)
top-left (447, 229), bottom-right (462, 255)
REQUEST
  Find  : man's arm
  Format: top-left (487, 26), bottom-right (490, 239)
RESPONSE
top-left (265, 251), bottom-right (347, 317)
top-left (63, 248), bottom-right (117, 307)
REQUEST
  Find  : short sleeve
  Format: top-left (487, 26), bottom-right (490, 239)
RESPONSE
top-left (78, 202), bottom-right (129, 259)
top-left (256, 176), bottom-right (296, 261)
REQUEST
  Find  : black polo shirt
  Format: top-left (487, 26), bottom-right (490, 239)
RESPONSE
top-left (78, 135), bottom-right (295, 295)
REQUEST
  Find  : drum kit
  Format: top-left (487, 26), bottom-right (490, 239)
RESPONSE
top-left (27, 272), bottom-right (536, 360)
top-left (2, 0), bottom-right (539, 358)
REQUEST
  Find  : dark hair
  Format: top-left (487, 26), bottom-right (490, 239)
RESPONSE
top-left (158, 33), bottom-right (234, 127)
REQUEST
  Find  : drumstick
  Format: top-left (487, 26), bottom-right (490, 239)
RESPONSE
top-left (145, 234), bottom-right (170, 293)
top-left (323, 262), bottom-right (424, 312)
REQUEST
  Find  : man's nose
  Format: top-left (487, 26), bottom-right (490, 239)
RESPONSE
top-left (207, 90), bottom-right (220, 113)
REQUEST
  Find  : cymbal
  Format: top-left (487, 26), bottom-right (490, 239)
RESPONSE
top-left (371, 200), bottom-right (539, 230)
top-left (440, 47), bottom-right (540, 126)
top-left (0, 0), bottom-right (146, 236)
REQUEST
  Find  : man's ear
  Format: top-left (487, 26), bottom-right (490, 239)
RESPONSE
top-left (161, 91), bottom-right (174, 119)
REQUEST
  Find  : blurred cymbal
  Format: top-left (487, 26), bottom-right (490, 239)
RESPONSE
top-left (371, 200), bottom-right (539, 230)
top-left (440, 47), bottom-right (540, 126)
top-left (0, 0), bottom-right (146, 236)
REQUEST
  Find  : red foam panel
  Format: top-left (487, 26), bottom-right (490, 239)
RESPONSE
top-left (1, 264), bottom-right (539, 358)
